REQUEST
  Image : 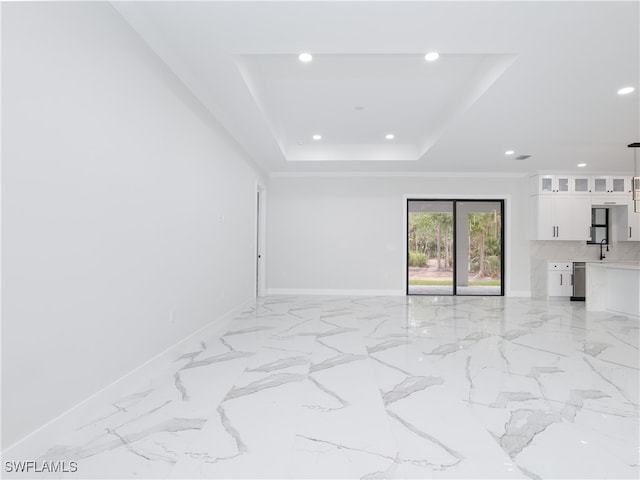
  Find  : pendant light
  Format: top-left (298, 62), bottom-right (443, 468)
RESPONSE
top-left (630, 142), bottom-right (640, 213)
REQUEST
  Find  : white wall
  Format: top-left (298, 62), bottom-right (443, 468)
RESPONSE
top-left (266, 175), bottom-right (531, 296)
top-left (2, 3), bottom-right (263, 448)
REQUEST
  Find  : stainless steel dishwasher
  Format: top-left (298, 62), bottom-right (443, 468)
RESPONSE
top-left (571, 262), bottom-right (586, 301)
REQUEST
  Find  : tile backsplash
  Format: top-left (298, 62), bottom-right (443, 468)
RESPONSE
top-left (530, 240), bottom-right (640, 297)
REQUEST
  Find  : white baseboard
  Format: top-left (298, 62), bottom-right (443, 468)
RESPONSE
top-left (267, 288), bottom-right (532, 298)
top-left (266, 288), bottom-right (405, 297)
top-left (1, 297), bottom-right (255, 458)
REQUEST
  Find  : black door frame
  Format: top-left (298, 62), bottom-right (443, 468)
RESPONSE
top-left (406, 198), bottom-right (505, 296)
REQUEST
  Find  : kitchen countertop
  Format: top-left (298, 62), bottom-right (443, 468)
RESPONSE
top-left (585, 261), bottom-right (640, 271)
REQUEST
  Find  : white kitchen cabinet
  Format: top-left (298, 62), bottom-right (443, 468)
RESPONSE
top-left (571, 196), bottom-right (592, 241)
top-left (612, 177), bottom-right (630, 193)
top-left (589, 198), bottom-right (640, 242)
top-left (530, 175), bottom-right (637, 241)
top-left (592, 176), bottom-right (631, 194)
top-left (547, 262), bottom-right (573, 297)
top-left (531, 195), bottom-right (591, 241)
top-left (611, 203), bottom-right (639, 241)
top-left (592, 195), bottom-right (629, 207)
top-left (592, 197), bottom-right (639, 242)
top-left (625, 201), bottom-right (640, 241)
top-left (531, 175), bottom-right (571, 194)
top-left (531, 196), bottom-right (565, 240)
top-left (573, 176), bottom-right (592, 193)
top-left (593, 196), bottom-right (628, 243)
top-left (593, 176), bottom-right (608, 193)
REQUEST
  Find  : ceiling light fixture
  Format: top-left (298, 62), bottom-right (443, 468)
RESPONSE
top-left (425, 52), bottom-right (439, 62)
top-left (385, 134), bottom-right (395, 140)
top-left (505, 150), bottom-right (515, 155)
top-left (617, 86), bottom-right (635, 95)
top-left (298, 53), bottom-right (313, 63)
top-left (577, 163), bottom-right (587, 167)
top-left (312, 134), bottom-right (322, 140)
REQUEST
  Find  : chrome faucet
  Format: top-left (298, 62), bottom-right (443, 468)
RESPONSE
top-left (599, 238), bottom-right (609, 260)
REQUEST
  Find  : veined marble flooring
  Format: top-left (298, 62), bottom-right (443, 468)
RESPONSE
top-left (8, 296), bottom-right (639, 479)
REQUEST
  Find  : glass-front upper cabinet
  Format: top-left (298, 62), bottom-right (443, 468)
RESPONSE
top-left (557, 176), bottom-right (570, 193)
top-left (540, 176), bottom-right (553, 193)
top-left (573, 176), bottom-right (591, 193)
top-left (531, 175), bottom-right (634, 196)
top-left (593, 176), bottom-right (631, 194)
top-left (593, 176), bottom-right (608, 193)
top-left (611, 177), bottom-right (629, 193)
top-left (532, 175), bottom-right (571, 194)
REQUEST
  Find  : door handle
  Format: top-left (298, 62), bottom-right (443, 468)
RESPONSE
top-left (571, 274), bottom-right (573, 286)
top-left (630, 227), bottom-right (632, 238)
top-left (560, 274), bottom-right (563, 285)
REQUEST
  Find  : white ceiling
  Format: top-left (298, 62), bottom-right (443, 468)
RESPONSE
top-left (113, 1), bottom-right (640, 175)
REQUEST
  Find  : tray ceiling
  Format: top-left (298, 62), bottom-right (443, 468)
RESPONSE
top-left (113, 1), bottom-right (640, 175)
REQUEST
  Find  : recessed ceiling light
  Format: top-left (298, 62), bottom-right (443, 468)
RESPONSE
top-left (385, 134), bottom-right (395, 140)
top-left (617, 86), bottom-right (635, 95)
top-left (425, 52), bottom-right (439, 62)
top-left (577, 163), bottom-right (587, 167)
top-left (299, 53), bottom-right (313, 63)
top-left (505, 150), bottom-right (515, 155)
top-left (312, 134), bottom-right (322, 140)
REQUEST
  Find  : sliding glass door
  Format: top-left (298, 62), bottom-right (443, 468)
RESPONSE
top-left (455, 201), bottom-right (503, 295)
top-left (407, 201), bottom-right (454, 295)
top-left (407, 199), bottom-right (504, 296)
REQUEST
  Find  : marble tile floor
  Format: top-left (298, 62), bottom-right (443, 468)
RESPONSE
top-left (7, 296), bottom-right (639, 479)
